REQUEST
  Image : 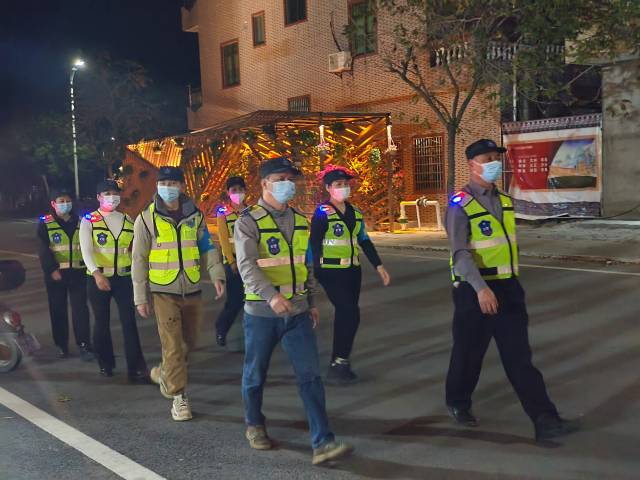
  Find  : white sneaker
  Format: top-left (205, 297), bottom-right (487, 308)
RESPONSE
top-left (171, 394), bottom-right (193, 421)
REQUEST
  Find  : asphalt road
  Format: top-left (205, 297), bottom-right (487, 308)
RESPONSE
top-left (0, 218), bottom-right (639, 480)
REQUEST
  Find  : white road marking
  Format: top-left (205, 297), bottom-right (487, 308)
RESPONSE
top-left (0, 249), bottom-right (38, 259)
top-left (381, 251), bottom-right (640, 277)
top-left (0, 386), bottom-right (166, 480)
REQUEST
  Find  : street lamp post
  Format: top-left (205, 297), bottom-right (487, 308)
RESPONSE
top-left (70, 58), bottom-right (85, 198)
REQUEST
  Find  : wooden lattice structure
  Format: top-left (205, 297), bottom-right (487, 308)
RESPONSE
top-left (120, 110), bottom-right (399, 229)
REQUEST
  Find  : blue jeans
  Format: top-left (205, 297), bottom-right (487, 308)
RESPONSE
top-left (242, 311), bottom-right (335, 449)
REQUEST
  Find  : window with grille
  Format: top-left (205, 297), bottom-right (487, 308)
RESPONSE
top-left (252, 12), bottom-right (266, 46)
top-left (284, 0), bottom-right (306, 25)
top-left (221, 41), bottom-right (240, 88)
top-left (413, 136), bottom-right (444, 192)
top-left (287, 95), bottom-right (311, 112)
top-left (349, 1), bottom-right (377, 56)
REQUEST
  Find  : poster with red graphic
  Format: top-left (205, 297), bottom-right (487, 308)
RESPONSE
top-left (502, 115), bottom-right (602, 219)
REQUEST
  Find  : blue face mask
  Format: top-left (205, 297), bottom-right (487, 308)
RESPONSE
top-left (476, 160), bottom-right (503, 183)
top-left (158, 185), bottom-right (180, 203)
top-left (55, 202), bottom-right (73, 215)
top-left (269, 180), bottom-right (296, 204)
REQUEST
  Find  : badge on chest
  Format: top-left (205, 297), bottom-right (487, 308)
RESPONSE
top-left (267, 236), bottom-right (280, 255)
top-left (479, 220), bottom-right (493, 237)
top-left (96, 233), bottom-right (108, 245)
top-left (333, 223), bottom-right (344, 237)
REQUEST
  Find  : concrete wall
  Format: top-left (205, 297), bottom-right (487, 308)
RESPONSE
top-left (601, 59), bottom-right (640, 217)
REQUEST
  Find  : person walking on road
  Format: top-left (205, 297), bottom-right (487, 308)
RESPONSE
top-left (132, 166), bottom-right (225, 422)
top-left (234, 156), bottom-right (353, 465)
top-left (80, 179), bottom-right (149, 382)
top-left (445, 139), bottom-right (580, 441)
top-left (214, 175), bottom-right (247, 347)
top-left (310, 165), bottom-right (390, 385)
top-left (37, 187), bottom-right (94, 361)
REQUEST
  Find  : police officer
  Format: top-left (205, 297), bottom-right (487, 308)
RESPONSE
top-left (214, 176), bottom-right (247, 347)
top-left (234, 156), bottom-right (353, 465)
top-left (445, 139), bottom-right (580, 441)
top-left (310, 165), bottom-right (390, 384)
top-left (37, 187), bottom-right (93, 360)
top-left (80, 179), bottom-right (148, 382)
top-left (132, 166), bottom-right (225, 421)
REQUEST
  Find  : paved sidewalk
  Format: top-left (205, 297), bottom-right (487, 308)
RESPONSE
top-left (370, 219), bottom-right (640, 264)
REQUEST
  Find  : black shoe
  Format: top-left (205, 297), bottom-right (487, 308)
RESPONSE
top-left (216, 333), bottom-right (227, 347)
top-left (325, 361), bottom-right (359, 385)
top-left (535, 413), bottom-right (581, 442)
top-left (128, 370), bottom-right (151, 384)
top-left (79, 343), bottom-right (95, 362)
top-left (448, 406), bottom-right (478, 427)
top-left (99, 367), bottom-right (113, 377)
top-left (57, 347), bottom-right (69, 359)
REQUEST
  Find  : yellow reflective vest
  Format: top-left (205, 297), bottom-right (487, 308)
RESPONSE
top-left (41, 214), bottom-right (84, 270)
top-left (450, 190), bottom-right (519, 282)
top-left (217, 205), bottom-right (238, 265)
top-left (318, 203), bottom-right (363, 269)
top-left (86, 211), bottom-right (134, 277)
top-left (244, 205), bottom-right (309, 301)
top-left (145, 203), bottom-right (202, 286)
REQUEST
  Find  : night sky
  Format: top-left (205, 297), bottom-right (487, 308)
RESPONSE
top-left (0, 0), bottom-right (199, 129)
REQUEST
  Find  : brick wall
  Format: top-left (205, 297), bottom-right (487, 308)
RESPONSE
top-left (187, 0), bottom-right (502, 225)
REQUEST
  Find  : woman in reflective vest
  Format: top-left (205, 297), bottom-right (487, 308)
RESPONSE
top-left (310, 165), bottom-right (390, 385)
top-left (215, 176), bottom-right (247, 346)
top-left (37, 187), bottom-right (93, 360)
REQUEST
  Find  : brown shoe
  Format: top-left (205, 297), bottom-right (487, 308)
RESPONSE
top-left (246, 425), bottom-right (272, 450)
top-left (312, 441), bottom-right (354, 465)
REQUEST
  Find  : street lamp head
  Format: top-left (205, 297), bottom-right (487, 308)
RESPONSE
top-left (72, 59), bottom-right (86, 69)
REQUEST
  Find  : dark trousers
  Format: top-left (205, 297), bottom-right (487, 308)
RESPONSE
top-left (44, 269), bottom-right (91, 351)
top-left (87, 274), bottom-right (147, 374)
top-left (318, 266), bottom-right (362, 360)
top-left (445, 278), bottom-right (557, 422)
top-left (215, 264), bottom-right (245, 337)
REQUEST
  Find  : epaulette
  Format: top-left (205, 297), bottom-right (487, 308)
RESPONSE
top-left (84, 211), bottom-right (103, 223)
top-left (239, 205), bottom-right (253, 217)
top-left (318, 204), bottom-right (336, 216)
top-left (449, 191), bottom-right (473, 207)
top-left (248, 205), bottom-right (269, 221)
top-left (39, 214), bottom-right (54, 223)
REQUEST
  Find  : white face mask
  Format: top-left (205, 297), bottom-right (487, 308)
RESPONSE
top-left (100, 195), bottom-right (121, 211)
top-left (55, 202), bottom-right (73, 216)
top-left (229, 192), bottom-right (245, 205)
top-left (331, 186), bottom-right (351, 202)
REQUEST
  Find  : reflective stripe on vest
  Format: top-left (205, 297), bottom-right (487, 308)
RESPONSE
top-left (450, 192), bottom-right (519, 283)
top-left (87, 212), bottom-right (134, 277)
top-left (244, 205), bottom-right (309, 301)
top-left (320, 204), bottom-right (362, 269)
top-left (43, 216), bottom-right (84, 269)
top-left (147, 203), bottom-right (202, 286)
top-left (224, 210), bottom-right (238, 264)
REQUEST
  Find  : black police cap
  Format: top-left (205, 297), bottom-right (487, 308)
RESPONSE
top-left (465, 139), bottom-right (506, 160)
top-left (158, 166), bottom-right (185, 182)
top-left (49, 187), bottom-right (74, 201)
top-left (96, 179), bottom-right (120, 194)
top-left (226, 176), bottom-right (246, 190)
top-left (259, 156), bottom-right (301, 178)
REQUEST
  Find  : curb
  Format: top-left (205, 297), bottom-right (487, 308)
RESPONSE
top-left (375, 244), bottom-right (640, 266)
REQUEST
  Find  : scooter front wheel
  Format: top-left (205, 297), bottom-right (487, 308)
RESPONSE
top-left (0, 336), bottom-right (21, 372)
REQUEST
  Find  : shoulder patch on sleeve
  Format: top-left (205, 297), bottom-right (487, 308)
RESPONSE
top-left (449, 191), bottom-right (473, 207)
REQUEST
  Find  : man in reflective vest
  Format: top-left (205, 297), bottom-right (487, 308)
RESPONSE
top-left (37, 187), bottom-right (93, 360)
top-left (446, 139), bottom-right (579, 442)
top-left (214, 175), bottom-right (247, 347)
top-left (234, 156), bottom-right (353, 465)
top-left (80, 180), bottom-right (148, 381)
top-left (132, 166), bottom-right (225, 422)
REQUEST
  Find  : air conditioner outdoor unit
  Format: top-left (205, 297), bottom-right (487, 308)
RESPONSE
top-left (328, 51), bottom-right (352, 73)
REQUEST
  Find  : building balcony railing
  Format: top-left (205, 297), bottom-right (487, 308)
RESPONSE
top-left (181, 0), bottom-right (199, 33)
top-left (187, 85), bottom-right (202, 111)
top-left (430, 41), bottom-right (565, 67)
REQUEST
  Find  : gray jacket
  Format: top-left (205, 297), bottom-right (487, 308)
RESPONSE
top-left (234, 197), bottom-right (318, 318)
top-left (132, 194), bottom-right (224, 306)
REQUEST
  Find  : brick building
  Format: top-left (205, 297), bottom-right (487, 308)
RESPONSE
top-left (181, 0), bottom-right (502, 222)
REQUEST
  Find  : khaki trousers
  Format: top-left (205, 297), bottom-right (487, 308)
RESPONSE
top-left (152, 292), bottom-right (202, 395)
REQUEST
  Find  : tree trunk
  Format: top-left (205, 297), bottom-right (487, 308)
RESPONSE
top-left (386, 151), bottom-right (394, 232)
top-left (446, 124), bottom-right (457, 196)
